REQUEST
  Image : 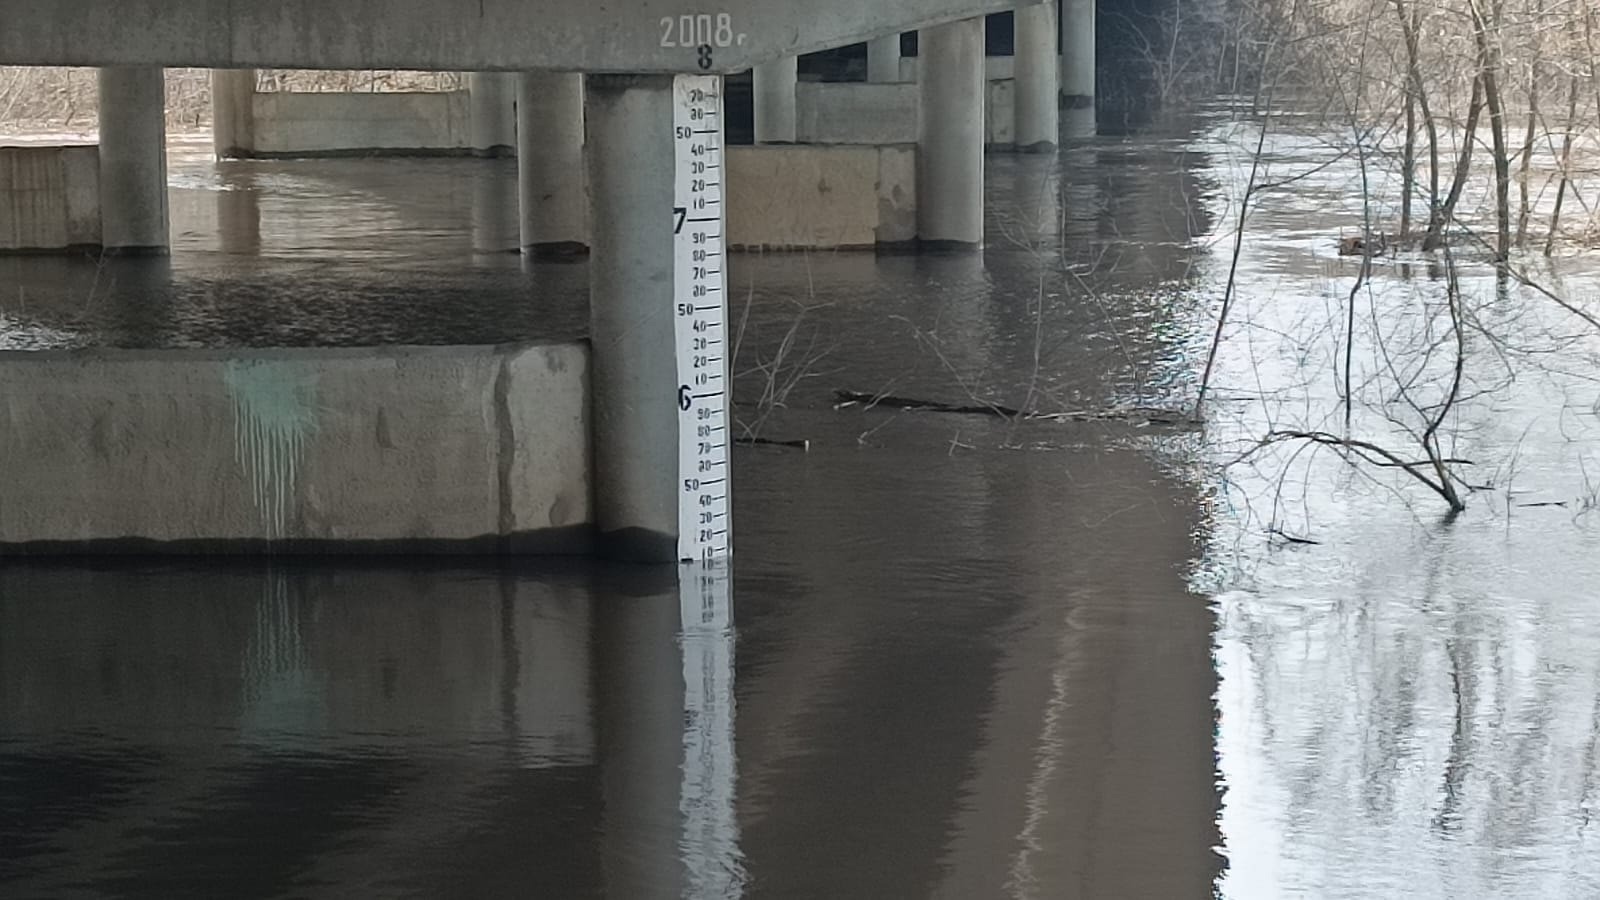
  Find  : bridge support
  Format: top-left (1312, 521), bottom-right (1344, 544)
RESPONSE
top-left (468, 72), bottom-right (517, 157)
top-left (917, 18), bottom-right (984, 247)
top-left (753, 56), bottom-right (797, 143)
top-left (1013, 3), bottom-right (1058, 151)
top-left (586, 75), bottom-right (678, 562)
top-left (97, 67), bottom-right (169, 255)
top-left (867, 34), bottom-right (902, 83)
top-left (518, 72), bottom-right (588, 256)
top-left (1061, 0), bottom-right (1095, 110)
top-left (211, 69), bottom-right (255, 159)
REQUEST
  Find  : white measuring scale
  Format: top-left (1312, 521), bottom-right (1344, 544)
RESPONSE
top-left (672, 74), bottom-right (732, 563)
top-left (671, 75), bottom-right (739, 886)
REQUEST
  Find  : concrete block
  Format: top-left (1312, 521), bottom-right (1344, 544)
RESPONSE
top-left (794, 80), bottom-right (1017, 148)
top-left (726, 144), bottom-right (916, 250)
top-left (248, 91), bottom-right (470, 157)
top-left (875, 145), bottom-right (917, 244)
top-left (0, 342), bottom-right (593, 553)
top-left (796, 82), bottom-right (918, 145)
top-left (0, 144), bottom-right (102, 253)
top-left (899, 54), bottom-right (1017, 82)
top-left (504, 343), bottom-right (592, 537)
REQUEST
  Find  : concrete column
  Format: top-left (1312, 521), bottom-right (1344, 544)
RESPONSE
top-left (1013, 3), bottom-right (1059, 151)
top-left (867, 34), bottom-right (902, 83)
top-left (1061, 0), bottom-right (1096, 110)
top-left (97, 67), bottom-right (169, 255)
top-left (518, 72), bottom-right (588, 256)
top-left (752, 56), bottom-right (797, 143)
top-left (211, 69), bottom-right (255, 159)
top-left (585, 75), bottom-right (678, 562)
top-left (917, 19), bottom-right (985, 247)
top-left (468, 72), bottom-right (517, 157)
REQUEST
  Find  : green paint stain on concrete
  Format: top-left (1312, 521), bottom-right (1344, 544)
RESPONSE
top-left (224, 361), bottom-right (319, 539)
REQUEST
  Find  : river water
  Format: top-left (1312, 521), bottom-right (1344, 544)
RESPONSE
top-left (3, 106), bottom-right (1599, 898)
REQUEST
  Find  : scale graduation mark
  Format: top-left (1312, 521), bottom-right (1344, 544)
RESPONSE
top-left (673, 74), bottom-right (732, 563)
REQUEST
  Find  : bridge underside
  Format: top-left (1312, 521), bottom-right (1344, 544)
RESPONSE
top-left (0, 0), bottom-right (1043, 73)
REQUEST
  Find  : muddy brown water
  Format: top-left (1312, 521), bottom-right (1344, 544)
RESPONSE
top-left (3, 110), bottom-right (1598, 898)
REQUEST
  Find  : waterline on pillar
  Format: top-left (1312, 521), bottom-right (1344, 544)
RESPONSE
top-left (522, 241), bottom-right (590, 260)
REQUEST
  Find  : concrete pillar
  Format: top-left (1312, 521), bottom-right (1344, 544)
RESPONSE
top-left (1061, 0), bottom-right (1096, 110)
top-left (752, 56), bottom-right (797, 143)
top-left (585, 75), bottom-right (678, 562)
top-left (211, 69), bottom-right (255, 159)
top-left (97, 67), bottom-right (169, 255)
top-left (1013, 3), bottom-right (1059, 151)
top-left (917, 20), bottom-right (985, 247)
top-left (518, 72), bottom-right (588, 256)
top-left (867, 34), bottom-right (902, 83)
top-left (468, 72), bottom-right (517, 157)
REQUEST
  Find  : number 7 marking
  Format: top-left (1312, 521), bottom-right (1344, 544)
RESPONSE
top-left (674, 207), bottom-right (687, 234)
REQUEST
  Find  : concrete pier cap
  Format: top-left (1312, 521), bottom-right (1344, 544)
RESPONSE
top-left (0, 0), bottom-right (1049, 73)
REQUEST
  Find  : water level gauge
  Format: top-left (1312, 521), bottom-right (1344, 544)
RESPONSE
top-left (673, 74), bottom-right (731, 562)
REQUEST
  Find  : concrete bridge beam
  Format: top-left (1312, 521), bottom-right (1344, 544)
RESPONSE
top-left (917, 18), bottom-right (985, 247)
top-left (1013, 2), bottom-right (1058, 151)
top-left (97, 66), bottom-right (169, 254)
top-left (518, 72), bottom-right (589, 256)
top-left (753, 56), bottom-right (797, 143)
top-left (586, 74), bottom-right (679, 562)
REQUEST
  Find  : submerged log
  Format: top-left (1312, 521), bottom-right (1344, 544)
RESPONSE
top-left (831, 390), bottom-right (1200, 427)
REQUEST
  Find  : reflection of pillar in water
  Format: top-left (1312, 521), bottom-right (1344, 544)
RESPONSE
top-left (596, 564), bottom-right (743, 897)
top-left (216, 182), bottom-right (262, 255)
top-left (471, 159), bottom-right (521, 254)
top-left (1002, 154), bottom-right (1062, 246)
top-left (507, 586), bottom-right (596, 767)
top-left (597, 569), bottom-right (686, 898)
top-left (1062, 105), bottom-right (1097, 141)
top-left (677, 562), bottom-right (743, 895)
top-left (1060, 146), bottom-right (1103, 244)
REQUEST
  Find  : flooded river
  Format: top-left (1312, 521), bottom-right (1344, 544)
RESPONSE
top-left (3, 106), bottom-right (1599, 898)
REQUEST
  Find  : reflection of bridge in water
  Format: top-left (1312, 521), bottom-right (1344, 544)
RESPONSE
top-left (0, 419), bottom-right (1220, 894)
